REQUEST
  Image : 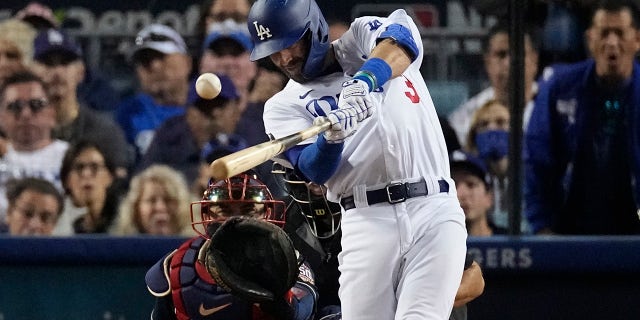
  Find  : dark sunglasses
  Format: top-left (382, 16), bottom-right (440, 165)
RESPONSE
top-left (4, 98), bottom-right (48, 115)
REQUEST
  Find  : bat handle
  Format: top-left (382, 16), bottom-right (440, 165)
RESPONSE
top-left (312, 116), bottom-right (332, 132)
top-left (209, 117), bottom-right (332, 180)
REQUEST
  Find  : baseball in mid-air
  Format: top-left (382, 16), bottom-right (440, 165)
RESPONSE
top-left (195, 73), bottom-right (222, 99)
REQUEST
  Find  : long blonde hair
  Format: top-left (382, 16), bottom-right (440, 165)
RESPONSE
top-left (0, 19), bottom-right (36, 66)
top-left (113, 165), bottom-right (195, 236)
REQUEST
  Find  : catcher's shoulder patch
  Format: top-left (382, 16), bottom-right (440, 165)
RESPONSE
top-left (298, 261), bottom-right (315, 286)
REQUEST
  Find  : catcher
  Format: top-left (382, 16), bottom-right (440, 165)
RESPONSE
top-left (145, 172), bottom-right (318, 320)
top-left (273, 163), bottom-right (342, 318)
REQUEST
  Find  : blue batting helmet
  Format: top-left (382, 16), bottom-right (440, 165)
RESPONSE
top-left (247, 0), bottom-right (330, 80)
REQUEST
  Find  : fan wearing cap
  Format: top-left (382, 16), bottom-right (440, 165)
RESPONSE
top-left (30, 29), bottom-right (131, 178)
top-left (197, 0), bottom-right (251, 43)
top-left (200, 23), bottom-right (255, 99)
top-left (138, 74), bottom-right (247, 191)
top-left (17, 1), bottom-right (124, 121)
top-left (450, 151), bottom-right (507, 236)
top-left (199, 21), bottom-right (286, 146)
top-left (115, 24), bottom-right (192, 160)
top-left (198, 21), bottom-right (287, 199)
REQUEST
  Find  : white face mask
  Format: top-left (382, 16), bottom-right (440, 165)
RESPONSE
top-left (207, 19), bottom-right (250, 36)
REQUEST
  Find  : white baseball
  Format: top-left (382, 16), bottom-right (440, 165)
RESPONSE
top-left (195, 73), bottom-right (222, 99)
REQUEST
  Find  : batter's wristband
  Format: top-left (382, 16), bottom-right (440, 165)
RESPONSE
top-left (353, 71), bottom-right (376, 92)
top-left (354, 57), bottom-right (392, 92)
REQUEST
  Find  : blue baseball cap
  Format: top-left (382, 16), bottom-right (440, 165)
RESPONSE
top-left (33, 29), bottom-right (82, 61)
top-left (203, 22), bottom-right (253, 52)
top-left (450, 150), bottom-right (492, 187)
top-left (213, 74), bottom-right (240, 100)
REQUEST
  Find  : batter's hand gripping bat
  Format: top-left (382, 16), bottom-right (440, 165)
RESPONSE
top-left (210, 117), bottom-right (331, 180)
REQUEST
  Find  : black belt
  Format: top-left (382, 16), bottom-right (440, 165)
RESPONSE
top-left (340, 179), bottom-right (449, 211)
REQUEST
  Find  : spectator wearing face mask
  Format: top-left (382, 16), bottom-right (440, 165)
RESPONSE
top-left (464, 99), bottom-right (524, 232)
top-left (448, 21), bottom-right (540, 147)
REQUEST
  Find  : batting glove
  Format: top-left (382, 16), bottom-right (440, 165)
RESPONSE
top-left (338, 79), bottom-right (375, 122)
top-left (315, 108), bottom-right (358, 144)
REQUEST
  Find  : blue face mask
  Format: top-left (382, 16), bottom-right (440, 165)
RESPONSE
top-left (475, 129), bottom-right (509, 161)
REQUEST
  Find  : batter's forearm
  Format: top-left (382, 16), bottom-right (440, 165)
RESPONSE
top-left (297, 135), bottom-right (343, 184)
top-left (369, 38), bottom-right (412, 78)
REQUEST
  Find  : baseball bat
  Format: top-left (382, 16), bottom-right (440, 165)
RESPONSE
top-left (210, 117), bottom-right (332, 180)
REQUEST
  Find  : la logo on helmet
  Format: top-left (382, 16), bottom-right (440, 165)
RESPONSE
top-left (253, 21), bottom-right (272, 40)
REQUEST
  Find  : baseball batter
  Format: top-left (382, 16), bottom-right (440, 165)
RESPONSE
top-left (247, 0), bottom-right (467, 319)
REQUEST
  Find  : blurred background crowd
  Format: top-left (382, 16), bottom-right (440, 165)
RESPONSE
top-left (0, 0), bottom-right (639, 239)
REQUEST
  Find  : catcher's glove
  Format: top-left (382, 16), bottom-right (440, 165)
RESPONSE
top-left (205, 216), bottom-right (299, 303)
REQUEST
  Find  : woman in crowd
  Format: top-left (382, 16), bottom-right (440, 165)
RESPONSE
top-left (465, 99), bottom-right (511, 230)
top-left (55, 140), bottom-right (124, 234)
top-left (113, 165), bottom-right (193, 236)
top-left (465, 99), bottom-right (511, 179)
top-left (464, 99), bottom-right (530, 233)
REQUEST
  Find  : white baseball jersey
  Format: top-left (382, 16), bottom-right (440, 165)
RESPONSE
top-left (265, 10), bottom-right (466, 320)
top-left (264, 9), bottom-right (450, 203)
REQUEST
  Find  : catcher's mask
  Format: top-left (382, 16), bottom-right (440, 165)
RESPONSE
top-left (272, 163), bottom-right (341, 239)
top-left (191, 172), bottom-right (286, 238)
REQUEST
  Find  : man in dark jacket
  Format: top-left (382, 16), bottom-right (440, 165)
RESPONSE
top-left (525, 0), bottom-right (640, 235)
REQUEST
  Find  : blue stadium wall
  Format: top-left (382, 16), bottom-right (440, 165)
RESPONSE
top-left (1, 236), bottom-right (640, 319)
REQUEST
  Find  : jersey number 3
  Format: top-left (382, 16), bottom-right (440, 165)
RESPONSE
top-left (404, 77), bottom-right (420, 103)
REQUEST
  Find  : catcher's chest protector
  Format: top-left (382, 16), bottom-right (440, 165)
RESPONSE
top-left (168, 237), bottom-right (258, 320)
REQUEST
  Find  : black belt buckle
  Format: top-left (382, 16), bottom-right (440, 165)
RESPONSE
top-left (385, 182), bottom-right (406, 204)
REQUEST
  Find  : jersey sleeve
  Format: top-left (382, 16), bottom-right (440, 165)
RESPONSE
top-left (382, 9), bottom-right (424, 63)
top-left (336, 9), bottom-right (423, 75)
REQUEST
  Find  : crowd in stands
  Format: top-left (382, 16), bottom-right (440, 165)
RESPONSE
top-left (1, 0), bottom-right (640, 237)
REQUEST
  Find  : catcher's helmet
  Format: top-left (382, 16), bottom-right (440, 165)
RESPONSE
top-left (191, 172), bottom-right (286, 238)
top-left (247, 0), bottom-right (329, 80)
